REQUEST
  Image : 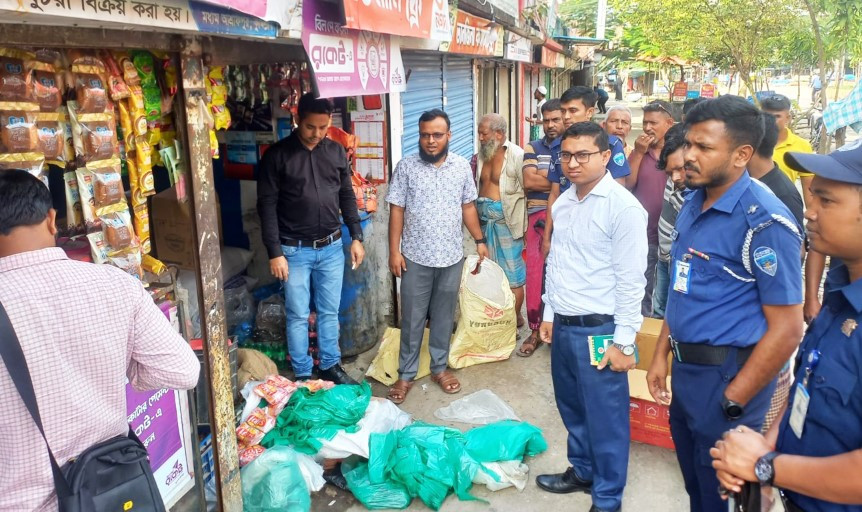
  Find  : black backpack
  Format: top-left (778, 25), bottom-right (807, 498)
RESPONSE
top-left (0, 302), bottom-right (166, 512)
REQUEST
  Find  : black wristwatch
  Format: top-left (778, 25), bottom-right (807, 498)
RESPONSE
top-left (475, 238), bottom-right (487, 245)
top-left (352, 233), bottom-right (364, 243)
top-left (721, 393), bottom-right (745, 420)
top-left (754, 451), bottom-right (780, 486)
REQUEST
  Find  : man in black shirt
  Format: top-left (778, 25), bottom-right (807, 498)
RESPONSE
top-left (749, 113), bottom-right (804, 227)
top-left (257, 93), bottom-right (365, 385)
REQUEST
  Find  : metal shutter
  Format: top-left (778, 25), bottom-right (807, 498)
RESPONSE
top-left (401, 52), bottom-right (444, 159)
top-left (443, 56), bottom-right (475, 159)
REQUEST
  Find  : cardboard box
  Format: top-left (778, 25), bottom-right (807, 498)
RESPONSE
top-left (636, 317), bottom-right (672, 375)
top-left (629, 369), bottom-right (674, 450)
top-left (150, 186), bottom-right (221, 269)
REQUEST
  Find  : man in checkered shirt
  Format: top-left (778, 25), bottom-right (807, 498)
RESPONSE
top-left (0, 171), bottom-right (200, 511)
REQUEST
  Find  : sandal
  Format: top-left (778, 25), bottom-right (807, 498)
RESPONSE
top-left (387, 379), bottom-right (413, 404)
top-left (431, 371), bottom-right (461, 394)
top-left (516, 332), bottom-right (542, 357)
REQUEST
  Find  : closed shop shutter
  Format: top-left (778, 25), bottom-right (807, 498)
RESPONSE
top-left (400, 52), bottom-right (444, 159)
top-left (443, 55), bottom-right (475, 159)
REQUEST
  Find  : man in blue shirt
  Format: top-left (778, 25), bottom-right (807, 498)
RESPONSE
top-left (542, 86), bottom-right (630, 256)
top-left (710, 141), bottom-right (862, 512)
top-left (646, 96), bottom-right (805, 512)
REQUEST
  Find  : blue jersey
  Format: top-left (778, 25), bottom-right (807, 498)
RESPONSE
top-left (549, 134), bottom-right (630, 193)
top-left (665, 173), bottom-right (803, 346)
top-left (776, 263), bottom-right (862, 512)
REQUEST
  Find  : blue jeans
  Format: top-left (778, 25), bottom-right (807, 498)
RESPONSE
top-left (282, 238), bottom-right (344, 376)
top-left (652, 261), bottom-right (671, 318)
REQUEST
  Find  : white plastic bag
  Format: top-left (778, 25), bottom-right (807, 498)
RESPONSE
top-left (473, 460), bottom-right (530, 491)
top-left (295, 452), bottom-right (325, 492)
top-left (317, 398), bottom-right (412, 459)
top-left (240, 380), bottom-right (264, 423)
top-left (434, 389), bottom-right (520, 425)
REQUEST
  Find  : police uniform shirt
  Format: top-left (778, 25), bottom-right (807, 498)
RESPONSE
top-left (549, 134), bottom-right (631, 193)
top-left (666, 172), bottom-right (803, 346)
top-left (776, 263), bottom-right (862, 512)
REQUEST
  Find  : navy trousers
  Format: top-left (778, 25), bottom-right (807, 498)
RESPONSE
top-left (669, 350), bottom-right (776, 512)
top-left (551, 320), bottom-right (630, 511)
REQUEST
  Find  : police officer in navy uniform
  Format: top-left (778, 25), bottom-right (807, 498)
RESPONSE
top-left (710, 142), bottom-right (862, 512)
top-left (646, 96), bottom-right (805, 512)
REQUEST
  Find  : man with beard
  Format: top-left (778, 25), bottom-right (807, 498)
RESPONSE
top-left (475, 113), bottom-right (526, 327)
top-left (542, 86), bottom-right (630, 256)
top-left (602, 105), bottom-right (633, 156)
top-left (646, 96), bottom-right (805, 512)
top-left (653, 123), bottom-right (687, 319)
top-left (386, 109), bottom-right (488, 404)
top-left (518, 100), bottom-right (563, 357)
top-left (627, 99), bottom-right (676, 316)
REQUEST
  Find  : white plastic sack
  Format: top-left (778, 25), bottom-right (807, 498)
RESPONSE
top-left (295, 452), bottom-right (325, 492)
top-left (317, 398), bottom-right (412, 459)
top-left (240, 380), bottom-right (265, 423)
top-left (434, 389), bottom-right (520, 425)
top-left (448, 256), bottom-right (517, 369)
top-left (473, 460), bottom-right (530, 491)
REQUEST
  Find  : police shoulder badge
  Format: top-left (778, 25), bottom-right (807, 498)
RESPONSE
top-left (841, 319), bottom-right (858, 337)
top-left (613, 152), bottom-right (626, 167)
top-left (753, 246), bottom-right (778, 276)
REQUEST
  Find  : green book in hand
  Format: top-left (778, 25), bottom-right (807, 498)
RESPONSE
top-left (588, 335), bottom-right (639, 366)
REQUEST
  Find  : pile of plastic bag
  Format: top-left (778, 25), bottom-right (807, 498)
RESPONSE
top-left (344, 420), bottom-right (547, 510)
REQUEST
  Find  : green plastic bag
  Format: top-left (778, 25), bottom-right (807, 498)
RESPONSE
top-left (261, 382), bottom-right (371, 454)
top-left (241, 446), bottom-right (310, 512)
top-left (464, 420), bottom-right (548, 462)
top-left (342, 457), bottom-right (411, 510)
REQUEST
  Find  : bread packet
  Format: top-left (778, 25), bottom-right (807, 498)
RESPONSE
top-left (35, 112), bottom-right (65, 165)
top-left (101, 209), bottom-right (136, 251)
top-left (69, 104), bottom-right (119, 162)
top-left (0, 104), bottom-right (39, 153)
top-left (87, 158), bottom-right (126, 215)
top-left (0, 152), bottom-right (46, 187)
top-left (0, 48), bottom-right (35, 103)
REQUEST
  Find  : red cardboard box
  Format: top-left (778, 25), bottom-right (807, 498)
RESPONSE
top-left (628, 369), bottom-right (674, 450)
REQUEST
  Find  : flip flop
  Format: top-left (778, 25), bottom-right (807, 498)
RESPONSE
top-left (387, 379), bottom-right (413, 404)
top-left (516, 333), bottom-right (542, 357)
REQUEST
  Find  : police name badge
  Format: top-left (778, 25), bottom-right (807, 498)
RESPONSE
top-left (789, 383), bottom-right (810, 439)
top-left (753, 246), bottom-right (778, 276)
top-left (673, 260), bottom-right (691, 294)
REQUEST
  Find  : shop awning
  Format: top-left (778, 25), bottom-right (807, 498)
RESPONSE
top-left (445, 9), bottom-right (504, 57)
top-left (341, 0), bottom-right (451, 41)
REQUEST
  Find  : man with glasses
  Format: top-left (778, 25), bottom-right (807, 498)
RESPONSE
top-left (627, 99), bottom-right (676, 316)
top-left (542, 86), bottom-right (631, 256)
top-left (646, 96), bottom-right (804, 512)
top-left (536, 122), bottom-right (647, 512)
top-left (519, 99), bottom-right (563, 357)
top-left (386, 109), bottom-right (488, 404)
top-left (475, 113), bottom-right (527, 329)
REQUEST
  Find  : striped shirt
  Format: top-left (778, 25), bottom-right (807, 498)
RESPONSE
top-left (0, 248), bottom-right (200, 511)
top-left (657, 178), bottom-right (686, 263)
top-left (543, 172), bottom-right (648, 346)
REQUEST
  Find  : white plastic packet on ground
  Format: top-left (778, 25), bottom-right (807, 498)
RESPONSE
top-left (473, 460), bottom-right (530, 491)
top-left (295, 452), bottom-right (325, 492)
top-left (240, 380), bottom-right (265, 423)
top-left (433, 389), bottom-right (520, 425)
top-left (317, 398), bottom-right (412, 459)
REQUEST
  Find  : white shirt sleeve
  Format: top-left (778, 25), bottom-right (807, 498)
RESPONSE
top-left (610, 205), bottom-right (649, 345)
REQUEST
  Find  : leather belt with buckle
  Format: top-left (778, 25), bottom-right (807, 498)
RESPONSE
top-left (281, 229), bottom-right (341, 250)
top-left (670, 336), bottom-right (754, 366)
top-left (555, 313), bottom-right (614, 327)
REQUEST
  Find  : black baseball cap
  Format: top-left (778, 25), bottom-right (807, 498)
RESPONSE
top-left (784, 140), bottom-right (862, 185)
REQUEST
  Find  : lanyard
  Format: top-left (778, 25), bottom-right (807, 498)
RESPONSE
top-left (801, 348), bottom-right (821, 389)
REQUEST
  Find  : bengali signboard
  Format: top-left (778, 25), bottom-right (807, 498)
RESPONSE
top-left (504, 31), bottom-right (532, 63)
top-left (541, 47), bottom-right (561, 68)
top-left (1, 0), bottom-right (283, 37)
top-left (303, 0), bottom-right (407, 98)
top-left (342, 0), bottom-right (451, 41)
top-left (700, 83), bottom-right (716, 98)
top-left (672, 81), bottom-right (689, 102)
top-left (448, 9), bottom-right (504, 57)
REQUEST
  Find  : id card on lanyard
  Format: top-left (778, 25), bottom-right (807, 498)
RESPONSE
top-left (789, 348), bottom-right (821, 438)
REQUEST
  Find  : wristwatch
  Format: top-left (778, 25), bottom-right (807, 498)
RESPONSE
top-left (721, 393), bottom-right (745, 420)
top-left (754, 451), bottom-right (780, 486)
top-left (612, 343), bottom-right (635, 356)
top-left (475, 238), bottom-right (487, 245)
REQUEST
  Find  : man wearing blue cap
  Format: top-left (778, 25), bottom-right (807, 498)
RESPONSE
top-left (710, 140), bottom-right (862, 512)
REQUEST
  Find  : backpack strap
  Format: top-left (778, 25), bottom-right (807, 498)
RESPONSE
top-left (0, 301), bottom-right (72, 499)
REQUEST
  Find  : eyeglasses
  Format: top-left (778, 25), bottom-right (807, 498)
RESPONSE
top-left (419, 132), bottom-right (447, 141)
top-left (559, 151), bottom-right (601, 164)
top-left (647, 101), bottom-right (673, 118)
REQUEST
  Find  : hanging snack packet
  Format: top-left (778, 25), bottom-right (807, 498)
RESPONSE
top-left (117, 101), bottom-right (136, 152)
top-left (101, 209), bottom-right (136, 251)
top-left (58, 107), bottom-right (76, 165)
top-left (101, 51), bottom-right (130, 101)
top-left (0, 153), bottom-right (47, 187)
top-left (73, 72), bottom-right (108, 113)
top-left (127, 86), bottom-right (148, 137)
top-left (0, 105), bottom-right (39, 153)
top-left (74, 166), bottom-right (100, 227)
top-left (69, 103), bottom-right (119, 162)
top-left (108, 247), bottom-right (143, 280)
top-left (0, 48), bottom-right (35, 103)
top-left (35, 112), bottom-right (66, 165)
top-left (64, 171), bottom-right (84, 233)
top-left (114, 52), bottom-right (140, 87)
top-left (87, 158), bottom-right (125, 215)
top-left (141, 254), bottom-right (166, 276)
top-left (31, 62), bottom-right (62, 113)
top-left (87, 230), bottom-right (110, 264)
top-left (132, 203), bottom-right (151, 254)
top-left (132, 51), bottom-right (161, 122)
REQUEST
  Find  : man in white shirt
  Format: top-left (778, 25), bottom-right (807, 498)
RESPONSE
top-left (536, 122), bottom-right (648, 512)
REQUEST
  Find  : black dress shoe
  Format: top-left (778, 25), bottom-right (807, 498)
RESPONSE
top-left (536, 467), bottom-right (592, 494)
top-left (589, 506), bottom-right (620, 512)
top-left (318, 364), bottom-right (359, 385)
